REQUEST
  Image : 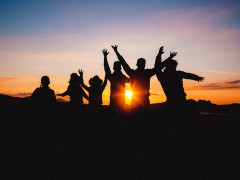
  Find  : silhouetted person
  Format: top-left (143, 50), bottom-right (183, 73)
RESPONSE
top-left (57, 73), bottom-right (89, 105)
top-left (111, 45), bottom-right (166, 116)
top-left (156, 52), bottom-right (204, 116)
top-left (79, 70), bottom-right (107, 109)
top-left (31, 76), bottom-right (56, 106)
top-left (156, 54), bottom-right (204, 104)
top-left (102, 49), bottom-right (130, 116)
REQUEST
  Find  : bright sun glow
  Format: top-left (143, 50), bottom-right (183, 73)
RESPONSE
top-left (125, 90), bottom-right (132, 99)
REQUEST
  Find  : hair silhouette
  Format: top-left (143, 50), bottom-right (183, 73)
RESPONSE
top-left (102, 49), bottom-right (130, 116)
top-left (57, 73), bottom-right (89, 105)
top-left (31, 76), bottom-right (56, 105)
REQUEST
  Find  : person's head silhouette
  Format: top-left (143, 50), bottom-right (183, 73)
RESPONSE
top-left (69, 73), bottom-right (81, 85)
top-left (89, 75), bottom-right (103, 87)
top-left (41, 76), bottom-right (50, 87)
top-left (166, 59), bottom-right (178, 70)
top-left (136, 58), bottom-right (146, 70)
top-left (113, 61), bottom-right (121, 71)
top-left (70, 73), bottom-right (78, 79)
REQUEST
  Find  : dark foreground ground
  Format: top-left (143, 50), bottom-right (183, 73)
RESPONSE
top-left (1, 94), bottom-right (240, 179)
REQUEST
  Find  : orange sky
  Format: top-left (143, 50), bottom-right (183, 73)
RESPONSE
top-left (0, 75), bottom-right (239, 105)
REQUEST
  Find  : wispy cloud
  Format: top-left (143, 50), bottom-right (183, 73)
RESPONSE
top-left (150, 92), bottom-right (161, 96)
top-left (226, 80), bottom-right (240, 84)
top-left (0, 77), bottom-right (16, 81)
top-left (195, 80), bottom-right (240, 90)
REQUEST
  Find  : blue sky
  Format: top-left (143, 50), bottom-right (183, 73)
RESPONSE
top-left (1, 0), bottom-right (239, 35)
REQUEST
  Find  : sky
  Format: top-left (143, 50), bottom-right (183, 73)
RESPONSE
top-left (0, 0), bottom-right (240, 105)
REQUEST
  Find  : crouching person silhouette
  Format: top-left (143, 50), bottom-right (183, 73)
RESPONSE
top-left (57, 73), bottom-right (89, 106)
top-left (31, 76), bottom-right (56, 108)
top-left (102, 49), bottom-right (130, 118)
top-left (156, 51), bottom-right (204, 117)
top-left (79, 69), bottom-right (107, 111)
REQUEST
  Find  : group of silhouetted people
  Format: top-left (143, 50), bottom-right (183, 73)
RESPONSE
top-left (31, 45), bottom-right (204, 117)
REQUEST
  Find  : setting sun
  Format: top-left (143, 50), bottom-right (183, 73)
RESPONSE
top-left (125, 90), bottom-right (133, 105)
top-left (125, 90), bottom-right (132, 99)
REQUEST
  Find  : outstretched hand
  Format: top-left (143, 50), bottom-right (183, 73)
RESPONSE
top-left (159, 46), bottom-right (164, 54)
top-left (111, 45), bottom-right (118, 52)
top-left (198, 77), bottom-right (204, 82)
top-left (169, 51), bottom-right (177, 59)
top-left (78, 69), bottom-right (83, 76)
top-left (102, 49), bottom-right (109, 57)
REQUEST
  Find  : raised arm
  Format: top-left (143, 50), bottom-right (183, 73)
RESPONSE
top-left (102, 49), bottom-right (111, 77)
top-left (78, 69), bottom-right (90, 92)
top-left (111, 45), bottom-right (133, 76)
top-left (101, 74), bottom-right (108, 92)
top-left (154, 46), bottom-right (165, 69)
top-left (163, 51), bottom-right (177, 66)
top-left (147, 46), bottom-right (166, 77)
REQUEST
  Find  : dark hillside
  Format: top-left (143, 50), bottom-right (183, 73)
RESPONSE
top-left (1, 94), bottom-right (239, 179)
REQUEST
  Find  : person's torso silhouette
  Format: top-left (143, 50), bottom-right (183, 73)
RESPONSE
top-left (103, 49), bottom-right (129, 110)
top-left (58, 73), bottom-right (88, 105)
top-left (31, 76), bottom-right (56, 106)
top-left (109, 70), bottom-right (129, 107)
top-left (67, 84), bottom-right (87, 105)
top-left (156, 59), bottom-right (204, 104)
top-left (80, 72), bottom-right (107, 108)
top-left (111, 46), bottom-right (158, 113)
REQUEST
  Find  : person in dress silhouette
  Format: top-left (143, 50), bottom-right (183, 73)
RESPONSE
top-left (155, 51), bottom-right (204, 116)
top-left (31, 76), bottom-right (56, 105)
top-left (79, 70), bottom-right (107, 109)
top-left (57, 73), bottom-right (89, 105)
top-left (111, 45), bottom-right (169, 116)
top-left (102, 49), bottom-right (130, 116)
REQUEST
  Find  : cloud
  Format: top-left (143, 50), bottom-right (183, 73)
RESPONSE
top-left (150, 92), bottom-right (161, 96)
top-left (194, 80), bottom-right (240, 90)
top-left (0, 77), bottom-right (16, 81)
top-left (226, 80), bottom-right (240, 84)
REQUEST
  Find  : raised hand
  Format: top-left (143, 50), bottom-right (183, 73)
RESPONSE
top-left (169, 51), bottom-right (177, 59)
top-left (102, 49), bottom-right (109, 57)
top-left (159, 46), bottom-right (164, 54)
top-left (78, 69), bottom-right (83, 76)
top-left (111, 45), bottom-right (118, 52)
